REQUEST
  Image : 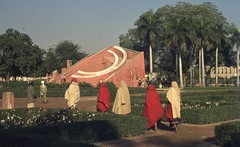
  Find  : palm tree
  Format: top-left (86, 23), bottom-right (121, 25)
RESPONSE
top-left (231, 29), bottom-right (240, 86)
top-left (164, 16), bottom-right (192, 88)
top-left (135, 9), bottom-right (161, 81)
top-left (237, 31), bottom-right (240, 87)
top-left (194, 18), bottom-right (212, 87)
top-left (211, 23), bottom-right (228, 86)
top-left (193, 2), bottom-right (228, 87)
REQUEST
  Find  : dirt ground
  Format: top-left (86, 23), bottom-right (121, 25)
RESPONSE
top-left (0, 96), bottom-right (98, 111)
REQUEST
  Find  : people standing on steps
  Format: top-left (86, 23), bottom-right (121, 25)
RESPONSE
top-left (143, 84), bottom-right (164, 131)
top-left (64, 78), bottom-right (80, 109)
top-left (27, 80), bottom-right (37, 108)
top-left (112, 80), bottom-right (131, 114)
top-left (165, 81), bottom-right (181, 133)
top-left (39, 80), bottom-right (48, 104)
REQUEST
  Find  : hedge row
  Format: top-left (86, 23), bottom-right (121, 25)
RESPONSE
top-left (181, 104), bottom-right (240, 124)
top-left (0, 81), bottom-right (147, 100)
top-left (0, 104), bottom-right (239, 146)
top-left (0, 108), bottom-right (147, 146)
top-left (215, 121), bottom-right (240, 147)
top-left (130, 103), bottom-right (240, 124)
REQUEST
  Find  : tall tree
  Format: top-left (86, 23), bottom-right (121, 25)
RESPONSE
top-left (119, 2), bottom-right (238, 88)
top-left (43, 40), bottom-right (88, 74)
top-left (41, 48), bottom-right (59, 75)
top-left (193, 2), bottom-right (227, 87)
top-left (158, 2), bottom-right (195, 88)
top-left (0, 28), bottom-right (44, 80)
top-left (230, 29), bottom-right (240, 86)
top-left (211, 23), bottom-right (231, 85)
top-left (164, 17), bottom-right (187, 88)
top-left (134, 9), bottom-right (161, 81)
top-left (119, 29), bottom-right (138, 50)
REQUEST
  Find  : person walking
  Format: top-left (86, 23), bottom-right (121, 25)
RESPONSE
top-left (64, 78), bottom-right (80, 109)
top-left (39, 80), bottom-right (47, 104)
top-left (27, 81), bottom-right (37, 108)
top-left (143, 84), bottom-right (164, 131)
top-left (165, 81), bottom-right (181, 133)
top-left (112, 80), bottom-right (131, 114)
top-left (97, 81), bottom-right (110, 112)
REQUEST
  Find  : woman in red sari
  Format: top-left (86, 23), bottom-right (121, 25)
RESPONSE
top-left (143, 84), bottom-right (164, 131)
top-left (97, 82), bottom-right (110, 112)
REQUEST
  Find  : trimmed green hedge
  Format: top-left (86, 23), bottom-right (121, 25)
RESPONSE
top-left (22, 117), bottom-right (144, 142)
top-left (1, 81), bottom-right (240, 146)
top-left (181, 104), bottom-right (240, 124)
top-left (231, 131), bottom-right (240, 147)
top-left (130, 103), bottom-right (240, 124)
top-left (215, 121), bottom-right (240, 147)
top-left (0, 108), bottom-right (147, 146)
top-left (129, 94), bottom-right (240, 124)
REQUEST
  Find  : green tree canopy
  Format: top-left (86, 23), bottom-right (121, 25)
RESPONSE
top-left (42, 40), bottom-right (88, 74)
top-left (0, 28), bottom-right (45, 80)
top-left (119, 2), bottom-right (238, 83)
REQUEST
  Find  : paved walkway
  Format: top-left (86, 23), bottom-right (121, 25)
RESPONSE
top-left (1, 96), bottom-right (239, 147)
top-left (93, 121), bottom-right (222, 147)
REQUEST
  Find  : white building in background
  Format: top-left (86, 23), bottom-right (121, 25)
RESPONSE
top-left (208, 66), bottom-right (239, 79)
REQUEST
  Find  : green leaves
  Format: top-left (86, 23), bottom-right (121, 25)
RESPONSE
top-left (120, 2), bottom-right (238, 84)
top-left (42, 40), bottom-right (88, 74)
top-left (0, 29), bottom-right (88, 79)
top-left (0, 29), bottom-right (44, 79)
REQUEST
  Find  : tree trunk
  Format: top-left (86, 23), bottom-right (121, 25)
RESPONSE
top-left (149, 45), bottom-right (153, 81)
top-left (237, 47), bottom-right (239, 87)
top-left (198, 49), bottom-right (202, 86)
top-left (176, 50), bottom-right (179, 83)
top-left (201, 47), bottom-right (206, 87)
top-left (179, 51), bottom-right (183, 89)
top-left (215, 47), bottom-right (218, 86)
top-left (6, 72), bottom-right (10, 81)
top-left (189, 48), bottom-right (193, 87)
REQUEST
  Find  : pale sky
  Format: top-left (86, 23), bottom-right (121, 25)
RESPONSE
top-left (0, 0), bottom-right (239, 54)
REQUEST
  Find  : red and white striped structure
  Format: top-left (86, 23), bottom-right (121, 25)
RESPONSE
top-left (49, 46), bottom-right (145, 87)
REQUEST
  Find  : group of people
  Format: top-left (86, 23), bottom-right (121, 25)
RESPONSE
top-left (144, 81), bottom-right (181, 133)
top-left (97, 80), bottom-right (131, 114)
top-left (63, 78), bottom-right (132, 113)
top-left (26, 78), bottom-right (80, 109)
top-left (97, 79), bottom-right (181, 133)
top-left (26, 80), bottom-right (48, 108)
top-left (27, 78), bottom-right (181, 133)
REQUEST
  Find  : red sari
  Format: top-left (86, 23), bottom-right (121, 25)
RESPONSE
top-left (165, 102), bottom-right (173, 122)
top-left (97, 82), bottom-right (110, 112)
top-left (143, 84), bottom-right (164, 129)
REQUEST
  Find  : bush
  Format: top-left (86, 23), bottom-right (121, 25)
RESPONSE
top-left (231, 131), bottom-right (240, 147)
top-left (128, 87), bottom-right (146, 94)
top-left (129, 101), bottom-right (240, 124)
top-left (0, 108), bottom-right (147, 146)
top-left (105, 82), bottom-right (117, 102)
top-left (181, 104), bottom-right (240, 124)
top-left (215, 121), bottom-right (240, 147)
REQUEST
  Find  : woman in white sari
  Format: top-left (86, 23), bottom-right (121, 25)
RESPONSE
top-left (64, 78), bottom-right (80, 109)
top-left (112, 80), bottom-right (131, 114)
top-left (165, 81), bottom-right (181, 133)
